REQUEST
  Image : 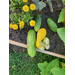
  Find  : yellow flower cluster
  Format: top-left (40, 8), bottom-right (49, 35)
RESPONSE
top-left (9, 23), bottom-right (18, 30)
top-left (23, 4), bottom-right (36, 12)
top-left (19, 20), bottom-right (25, 29)
top-left (9, 20), bottom-right (36, 29)
top-left (9, 1), bottom-right (36, 30)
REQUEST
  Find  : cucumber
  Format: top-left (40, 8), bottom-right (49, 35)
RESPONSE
top-left (47, 18), bottom-right (58, 32)
top-left (34, 14), bottom-right (41, 32)
top-left (27, 29), bottom-right (36, 57)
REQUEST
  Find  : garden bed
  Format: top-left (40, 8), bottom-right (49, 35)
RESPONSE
top-left (9, 0), bottom-right (65, 57)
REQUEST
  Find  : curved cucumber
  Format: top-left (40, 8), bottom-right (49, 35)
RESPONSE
top-left (34, 14), bottom-right (41, 32)
top-left (47, 18), bottom-right (58, 32)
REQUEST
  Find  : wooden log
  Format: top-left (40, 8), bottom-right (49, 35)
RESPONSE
top-left (9, 40), bottom-right (65, 59)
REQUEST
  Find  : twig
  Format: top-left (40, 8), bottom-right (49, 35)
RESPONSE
top-left (48, 1), bottom-right (53, 12)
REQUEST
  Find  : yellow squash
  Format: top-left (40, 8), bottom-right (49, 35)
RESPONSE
top-left (36, 28), bottom-right (47, 48)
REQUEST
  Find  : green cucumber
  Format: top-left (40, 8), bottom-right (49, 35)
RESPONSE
top-left (34, 14), bottom-right (41, 32)
top-left (27, 29), bottom-right (36, 57)
top-left (47, 18), bottom-right (58, 32)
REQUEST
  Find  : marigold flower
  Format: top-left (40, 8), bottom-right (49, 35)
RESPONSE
top-left (23, 0), bottom-right (28, 2)
top-left (19, 25), bottom-right (24, 29)
top-left (19, 21), bottom-right (25, 29)
top-left (30, 4), bottom-right (36, 10)
top-left (19, 21), bottom-right (25, 26)
top-left (29, 20), bottom-right (35, 26)
top-left (9, 23), bottom-right (13, 28)
top-left (13, 24), bottom-right (18, 30)
top-left (23, 5), bottom-right (29, 12)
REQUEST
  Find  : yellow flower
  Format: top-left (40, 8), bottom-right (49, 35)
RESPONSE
top-left (19, 25), bottom-right (24, 29)
top-left (23, 0), bottom-right (28, 2)
top-left (13, 24), bottom-right (18, 30)
top-left (23, 5), bottom-right (29, 12)
top-left (19, 21), bottom-right (25, 29)
top-left (30, 4), bottom-right (36, 10)
top-left (29, 20), bottom-right (35, 26)
top-left (9, 23), bottom-right (13, 28)
top-left (19, 21), bottom-right (25, 26)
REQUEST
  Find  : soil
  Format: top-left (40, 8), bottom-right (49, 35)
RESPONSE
top-left (9, 0), bottom-right (65, 55)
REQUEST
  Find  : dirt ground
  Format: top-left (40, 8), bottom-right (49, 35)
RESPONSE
top-left (9, 0), bottom-right (65, 55)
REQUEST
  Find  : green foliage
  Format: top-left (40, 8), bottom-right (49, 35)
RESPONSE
top-left (62, 0), bottom-right (65, 5)
top-left (9, 47), bottom-right (65, 75)
top-left (58, 8), bottom-right (65, 23)
top-left (9, 0), bottom-right (34, 30)
top-left (9, 49), bottom-right (40, 75)
top-left (10, 12), bottom-right (33, 25)
top-left (32, 0), bottom-right (46, 11)
top-left (57, 27), bottom-right (65, 43)
top-left (9, 48), bottom-right (57, 75)
top-left (10, 13), bottom-right (19, 25)
top-left (46, 59), bottom-right (59, 73)
top-left (9, 0), bottom-right (24, 12)
top-left (51, 68), bottom-right (65, 75)
top-left (38, 58), bottom-right (65, 75)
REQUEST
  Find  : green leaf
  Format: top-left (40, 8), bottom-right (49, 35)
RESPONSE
top-left (26, 13), bottom-right (31, 19)
top-left (34, 3), bottom-right (39, 10)
top-left (62, 0), bottom-right (65, 5)
top-left (46, 59), bottom-right (59, 73)
top-left (32, 0), bottom-right (39, 3)
top-left (51, 67), bottom-right (65, 75)
top-left (40, 71), bottom-right (50, 75)
top-left (38, 61), bottom-right (48, 72)
top-left (57, 27), bottom-right (65, 43)
top-left (58, 8), bottom-right (65, 23)
top-left (38, 2), bottom-right (46, 11)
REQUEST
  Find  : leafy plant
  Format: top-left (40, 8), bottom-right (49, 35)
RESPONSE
top-left (58, 0), bottom-right (65, 23)
top-left (9, 0), bottom-right (25, 12)
top-left (10, 48), bottom-right (64, 75)
top-left (51, 67), bottom-right (65, 75)
top-left (62, 0), bottom-right (65, 6)
top-left (57, 27), bottom-right (65, 43)
top-left (38, 58), bottom-right (65, 75)
top-left (32, 0), bottom-right (46, 11)
top-left (58, 8), bottom-right (65, 23)
top-left (9, 0), bottom-right (35, 30)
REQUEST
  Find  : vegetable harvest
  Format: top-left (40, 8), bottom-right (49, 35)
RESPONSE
top-left (27, 29), bottom-right (36, 57)
top-left (47, 18), bottom-right (58, 32)
top-left (34, 14), bottom-right (41, 32)
top-left (43, 37), bottom-right (50, 50)
top-left (36, 28), bottom-right (47, 48)
top-left (38, 37), bottom-right (50, 50)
